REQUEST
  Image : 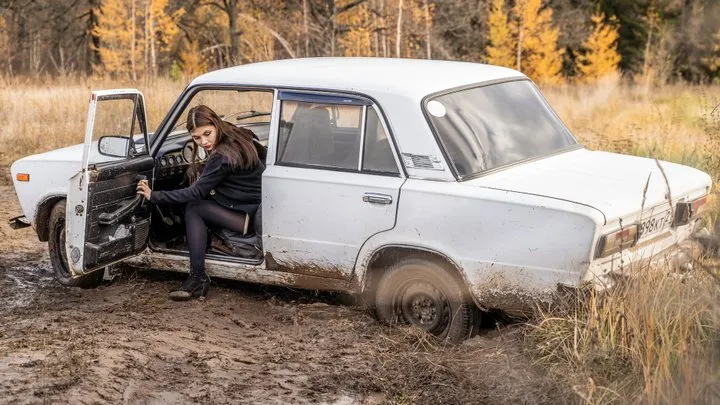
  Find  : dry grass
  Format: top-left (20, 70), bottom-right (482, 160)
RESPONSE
top-left (536, 76), bottom-right (720, 405)
top-left (530, 263), bottom-right (720, 404)
top-left (0, 75), bottom-right (185, 166)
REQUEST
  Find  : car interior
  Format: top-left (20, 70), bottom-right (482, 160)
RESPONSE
top-left (146, 89), bottom-right (274, 262)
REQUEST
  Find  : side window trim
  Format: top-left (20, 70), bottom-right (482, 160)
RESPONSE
top-left (265, 88), bottom-right (282, 168)
top-left (357, 105), bottom-right (368, 171)
top-left (278, 90), bottom-right (372, 106)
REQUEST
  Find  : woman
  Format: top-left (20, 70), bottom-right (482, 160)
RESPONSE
top-left (136, 105), bottom-right (264, 301)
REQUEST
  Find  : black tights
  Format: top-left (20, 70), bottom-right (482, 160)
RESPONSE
top-left (185, 199), bottom-right (247, 277)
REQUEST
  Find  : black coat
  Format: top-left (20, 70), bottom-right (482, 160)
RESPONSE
top-left (150, 153), bottom-right (264, 215)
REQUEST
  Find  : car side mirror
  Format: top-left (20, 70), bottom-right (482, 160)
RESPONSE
top-left (98, 136), bottom-right (130, 158)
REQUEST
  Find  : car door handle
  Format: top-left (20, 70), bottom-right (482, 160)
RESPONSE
top-left (363, 193), bottom-right (393, 205)
top-left (98, 195), bottom-right (143, 226)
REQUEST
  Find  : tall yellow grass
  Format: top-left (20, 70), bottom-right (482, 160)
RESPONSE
top-left (0, 75), bottom-right (185, 166)
top-left (539, 76), bottom-right (720, 404)
top-left (531, 263), bottom-right (720, 404)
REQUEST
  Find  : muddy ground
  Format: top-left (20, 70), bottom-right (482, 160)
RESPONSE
top-left (0, 171), bottom-right (570, 404)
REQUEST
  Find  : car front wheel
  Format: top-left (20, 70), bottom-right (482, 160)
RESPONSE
top-left (374, 258), bottom-right (476, 344)
top-left (48, 200), bottom-right (103, 288)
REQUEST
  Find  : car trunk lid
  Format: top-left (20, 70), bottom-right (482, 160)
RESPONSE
top-left (464, 148), bottom-right (711, 223)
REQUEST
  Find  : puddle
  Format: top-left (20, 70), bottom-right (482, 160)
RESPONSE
top-left (0, 260), bottom-right (54, 310)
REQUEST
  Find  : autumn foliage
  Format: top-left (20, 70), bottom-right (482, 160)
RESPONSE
top-left (6, 1), bottom-right (720, 84)
top-left (486, 0), bottom-right (563, 84)
top-left (576, 12), bottom-right (622, 83)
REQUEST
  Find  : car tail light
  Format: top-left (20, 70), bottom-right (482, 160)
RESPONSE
top-left (674, 194), bottom-right (711, 226)
top-left (691, 195), bottom-right (710, 219)
top-left (16, 173), bottom-right (30, 182)
top-left (595, 225), bottom-right (638, 258)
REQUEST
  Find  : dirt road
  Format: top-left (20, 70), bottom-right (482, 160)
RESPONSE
top-left (0, 176), bottom-right (569, 404)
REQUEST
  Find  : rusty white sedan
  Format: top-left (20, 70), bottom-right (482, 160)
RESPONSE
top-left (9, 58), bottom-right (713, 342)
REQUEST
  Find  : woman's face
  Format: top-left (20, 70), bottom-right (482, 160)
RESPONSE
top-left (191, 124), bottom-right (218, 153)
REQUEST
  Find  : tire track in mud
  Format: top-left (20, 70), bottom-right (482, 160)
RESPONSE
top-left (0, 181), bottom-right (570, 404)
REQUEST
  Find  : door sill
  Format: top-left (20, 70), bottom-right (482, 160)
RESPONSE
top-left (147, 241), bottom-right (264, 266)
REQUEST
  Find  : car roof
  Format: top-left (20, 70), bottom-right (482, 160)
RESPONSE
top-left (190, 57), bottom-right (526, 100)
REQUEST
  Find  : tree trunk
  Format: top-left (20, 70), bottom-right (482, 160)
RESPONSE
top-left (87, 0), bottom-right (102, 74)
top-left (144, 0), bottom-right (149, 77)
top-left (380, 0), bottom-right (387, 57)
top-left (150, 1), bottom-right (157, 76)
top-left (372, 0), bottom-right (379, 56)
top-left (331, 1), bottom-right (336, 56)
top-left (396, 0), bottom-right (403, 58)
top-left (516, 2), bottom-right (524, 71)
top-left (423, 0), bottom-right (431, 59)
top-left (131, 0), bottom-right (137, 80)
top-left (303, 0), bottom-right (309, 56)
top-left (643, 20), bottom-right (655, 76)
top-left (227, 0), bottom-right (240, 65)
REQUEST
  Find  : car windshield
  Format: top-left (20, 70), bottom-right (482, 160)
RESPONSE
top-left (425, 80), bottom-right (578, 180)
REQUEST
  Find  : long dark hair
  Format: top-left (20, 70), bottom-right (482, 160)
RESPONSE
top-left (185, 104), bottom-right (259, 182)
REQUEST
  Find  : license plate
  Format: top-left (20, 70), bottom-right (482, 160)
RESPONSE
top-left (638, 209), bottom-right (673, 239)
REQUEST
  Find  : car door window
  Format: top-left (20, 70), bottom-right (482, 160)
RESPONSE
top-left (90, 97), bottom-right (146, 164)
top-left (278, 101), bottom-right (362, 170)
top-left (169, 89), bottom-right (274, 144)
top-left (362, 108), bottom-right (399, 175)
top-left (276, 93), bottom-right (400, 175)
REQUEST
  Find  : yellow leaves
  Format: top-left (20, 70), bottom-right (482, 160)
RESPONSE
top-left (703, 29), bottom-right (720, 75)
top-left (486, 0), bottom-right (515, 68)
top-left (485, 0), bottom-right (563, 84)
top-left (336, 0), bottom-right (431, 58)
top-left (150, 0), bottom-right (185, 52)
top-left (95, 0), bottom-right (183, 78)
top-left (239, 13), bottom-right (277, 62)
top-left (337, 0), bottom-right (374, 57)
top-left (512, 0), bottom-right (564, 85)
top-left (93, 0), bottom-right (139, 77)
top-left (179, 39), bottom-right (207, 77)
top-left (0, 16), bottom-right (8, 62)
top-left (576, 12), bottom-right (621, 84)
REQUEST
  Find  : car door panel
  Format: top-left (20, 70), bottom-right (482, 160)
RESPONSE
top-left (82, 158), bottom-right (154, 269)
top-left (263, 92), bottom-right (404, 279)
top-left (263, 166), bottom-right (403, 279)
top-left (66, 90), bottom-right (153, 275)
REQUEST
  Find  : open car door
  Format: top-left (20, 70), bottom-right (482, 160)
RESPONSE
top-left (65, 89), bottom-right (154, 276)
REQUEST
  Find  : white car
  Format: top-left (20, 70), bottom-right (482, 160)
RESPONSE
top-left (9, 58), bottom-right (713, 342)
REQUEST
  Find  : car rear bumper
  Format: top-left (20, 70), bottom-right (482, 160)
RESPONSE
top-left (584, 221), bottom-right (709, 289)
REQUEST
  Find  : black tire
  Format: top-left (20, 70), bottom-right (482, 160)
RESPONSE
top-left (48, 200), bottom-right (103, 288)
top-left (374, 258), bottom-right (476, 344)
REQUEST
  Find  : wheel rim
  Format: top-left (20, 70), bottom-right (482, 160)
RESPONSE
top-left (394, 279), bottom-right (452, 335)
top-left (55, 221), bottom-right (71, 278)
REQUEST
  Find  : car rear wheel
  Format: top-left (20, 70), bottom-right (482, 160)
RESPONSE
top-left (48, 200), bottom-right (103, 288)
top-left (374, 258), bottom-right (476, 344)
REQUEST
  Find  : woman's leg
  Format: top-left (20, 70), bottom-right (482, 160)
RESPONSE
top-left (184, 199), bottom-right (247, 277)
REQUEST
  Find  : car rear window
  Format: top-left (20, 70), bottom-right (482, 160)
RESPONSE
top-left (425, 80), bottom-right (578, 179)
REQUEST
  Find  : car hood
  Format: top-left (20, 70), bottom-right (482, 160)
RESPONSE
top-left (464, 148), bottom-right (712, 223)
top-left (17, 142), bottom-right (86, 163)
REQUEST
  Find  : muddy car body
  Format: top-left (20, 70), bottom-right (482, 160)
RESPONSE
top-left (9, 58), bottom-right (713, 342)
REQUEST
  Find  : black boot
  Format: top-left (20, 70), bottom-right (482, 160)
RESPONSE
top-left (169, 273), bottom-right (211, 301)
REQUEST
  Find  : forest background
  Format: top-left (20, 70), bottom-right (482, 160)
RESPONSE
top-left (1, 0), bottom-right (720, 85)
